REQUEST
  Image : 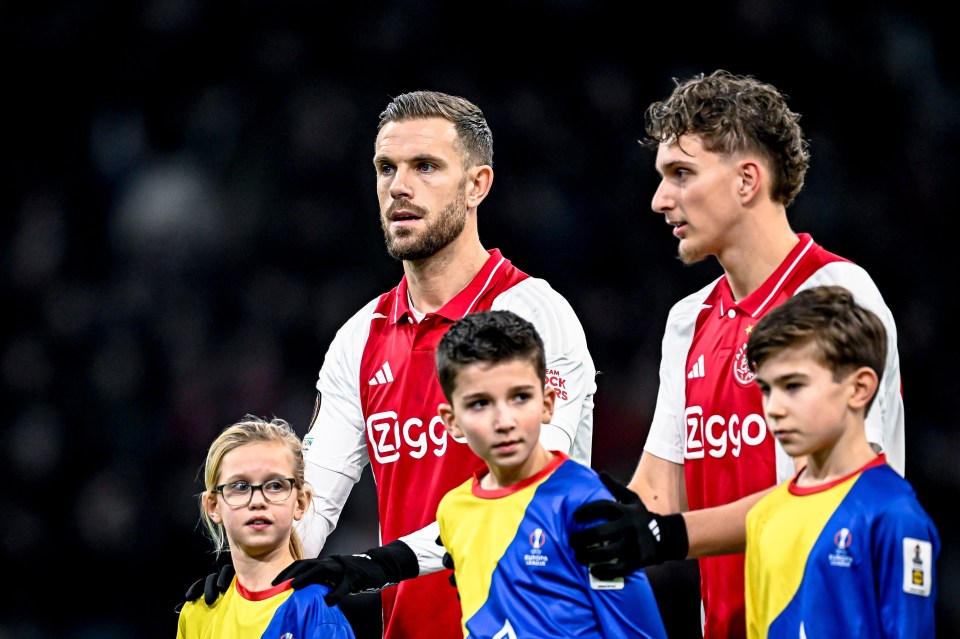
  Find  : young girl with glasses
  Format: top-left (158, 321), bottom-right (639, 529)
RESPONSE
top-left (176, 415), bottom-right (356, 638)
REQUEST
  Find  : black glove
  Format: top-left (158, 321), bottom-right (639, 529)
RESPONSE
top-left (436, 535), bottom-right (457, 591)
top-left (184, 564), bottom-right (235, 606)
top-left (569, 472), bottom-right (688, 580)
top-left (273, 539), bottom-right (419, 607)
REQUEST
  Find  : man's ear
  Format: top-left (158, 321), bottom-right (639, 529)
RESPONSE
top-left (438, 402), bottom-right (464, 439)
top-left (736, 158), bottom-right (763, 204)
top-left (465, 165), bottom-right (493, 208)
top-left (849, 366), bottom-right (879, 411)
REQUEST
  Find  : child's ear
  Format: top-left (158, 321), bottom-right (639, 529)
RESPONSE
top-left (294, 485), bottom-right (313, 521)
top-left (202, 491), bottom-right (221, 523)
top-left (542, 385), bottom-right (556, 423)
top-left (849, 366), bottom-right (879, 410)
top-left (438, 402), bottom-right (463, 439)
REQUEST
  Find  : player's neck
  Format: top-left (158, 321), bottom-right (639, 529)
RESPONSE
top-left (404, 236), bottom-right (489, 314)
top-left (719, 222), bottom-right (798, 301)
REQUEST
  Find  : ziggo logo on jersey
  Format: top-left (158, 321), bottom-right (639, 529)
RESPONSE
top-left (366, 412), bottom-right (454, 463)
top-left (366, 374), bottom-right (570, 463)
top-left (683, 406), bottom-right (767, 458)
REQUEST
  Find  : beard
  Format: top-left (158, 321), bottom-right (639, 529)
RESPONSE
top-left (677, 238), bottom-right (709, 266)
top-left (382, 188), bottom-right (468, 261)
top-left (678, 243), bottom-right (705, 265)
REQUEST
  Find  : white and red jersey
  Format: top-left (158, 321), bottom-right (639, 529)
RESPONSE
top-left (300, 249), bottom-right (596, 639)
top-left (643, 234), bottom-right (904, 639)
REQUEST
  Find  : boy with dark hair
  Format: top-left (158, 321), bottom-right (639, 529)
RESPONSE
top-left (435, 310), bottom-right (666, 639)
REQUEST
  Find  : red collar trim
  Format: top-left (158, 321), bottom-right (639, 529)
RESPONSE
top-left (717, 233), bottom-right (815, 318)
top-left (789, 453), bottom-right (886, 496)
top-left (389, 249), bottom-right (507, 324)
top-left (471, 451), bottom-right (568, 498)
top-left (235, 577), bottom-right (292, 601)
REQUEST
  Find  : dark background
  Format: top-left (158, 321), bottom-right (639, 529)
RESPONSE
top-left (2, 1), bottom-right (956, 637)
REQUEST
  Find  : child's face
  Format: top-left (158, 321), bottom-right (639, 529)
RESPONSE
top-left (439, 358), bottom-right (555, 480)
top-left (754, 342), bottom-right (860, 459)
top-left (205, 441), bottom-right (306, 560)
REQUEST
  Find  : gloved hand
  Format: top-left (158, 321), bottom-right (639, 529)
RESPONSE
top-left (184, 564), bottom-right (235, 606)
top-left (569, 472), bottom-right (688, 580)
top-left (273, 539), bottom-right (419, 607)
top-left (436, 536), bottom-right (456, 590)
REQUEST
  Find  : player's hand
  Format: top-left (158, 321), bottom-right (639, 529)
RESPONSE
top-left (274, 556), bottom-right (362, 606)
top-left (184, 564), bottom-right (234, 606)
top-left (273, 539), bottom-right (419, 607)
top-left (569, 472), bottom-right (688, 579)
top-left (436, 536), bottom-right (457, 590)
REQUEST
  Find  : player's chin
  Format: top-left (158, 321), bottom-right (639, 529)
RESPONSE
top-left (677, 241), bottom-right (707, 265)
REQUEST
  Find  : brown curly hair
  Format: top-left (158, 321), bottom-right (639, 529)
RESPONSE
top-left (641, 70), bottom-right (810, 207)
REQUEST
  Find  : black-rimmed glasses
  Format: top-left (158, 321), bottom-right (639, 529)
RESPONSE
top-left (214, 477), bottom-right (297, 506)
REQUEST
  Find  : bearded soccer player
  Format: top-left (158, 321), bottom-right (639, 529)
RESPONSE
top-left (187, 90), bottom-right (597, 639)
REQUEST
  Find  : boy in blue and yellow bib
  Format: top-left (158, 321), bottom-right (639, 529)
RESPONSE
top-left (435, 310), bottom-right (666, 639)
top-left (745, 286), bottom-right (939, 638)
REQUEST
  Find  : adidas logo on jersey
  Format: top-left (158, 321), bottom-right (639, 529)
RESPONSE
top-left (687, 354), bottom-right (705, 379)
top-left (368, 361), bottom-right (395, 386)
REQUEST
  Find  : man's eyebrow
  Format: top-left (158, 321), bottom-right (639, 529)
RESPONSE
top-left (410, 152), bottom-right (446, 165)
top-left (658, 158), bottom-right (692, 171)
top-left (374, 152), bottom-right (445, 166)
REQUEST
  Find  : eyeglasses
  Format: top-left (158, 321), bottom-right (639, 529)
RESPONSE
top-left (214, 477), bottom-right (297, 506)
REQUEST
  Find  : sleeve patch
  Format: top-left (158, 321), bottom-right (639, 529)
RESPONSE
top-left (902, 537), bottom-right (933, 596)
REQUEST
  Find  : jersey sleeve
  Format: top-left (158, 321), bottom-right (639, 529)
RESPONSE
top-left (493, 277), bottom-right (597, 465)
top-left (400, 520), bottom-right (446, 576)
top-left (872, 485), bottom-right (940, 638)
top-left (799, 262), bottom-right (905, 475)
top-left (297, 297), bottom-right (378, 558)
top-left (644, 282), bottom-right (716, 464)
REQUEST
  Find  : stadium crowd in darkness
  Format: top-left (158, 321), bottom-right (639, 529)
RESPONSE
top-left (2, 2), bottom-right (956, 637)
